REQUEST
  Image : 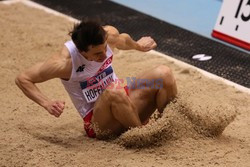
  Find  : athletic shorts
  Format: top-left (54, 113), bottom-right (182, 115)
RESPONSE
top-left (83, 86), bottom-right (129, 138)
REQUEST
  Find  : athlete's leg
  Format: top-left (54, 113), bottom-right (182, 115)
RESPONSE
top-left (92, 65), bottom-right (177, 137)
top-left (128, 65), bottom-right (177, 122)
top-left (155, 65), bottom-right (177, 113)
top-left (92, 88), bottom-right (141, 136)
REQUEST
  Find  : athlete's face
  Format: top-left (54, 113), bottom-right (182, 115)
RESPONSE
top-left (81, 41), bottom-right (108, 62)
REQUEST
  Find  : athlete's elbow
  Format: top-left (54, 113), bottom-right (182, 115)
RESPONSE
top-left (15, 74), bottom-right (22, 88)
top-left (117, 33), bottom-right (137, 50)
top-left (15, 73), bottom-right (28, 88)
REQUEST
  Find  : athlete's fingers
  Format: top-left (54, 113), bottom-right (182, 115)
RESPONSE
top-left (57, 101), bottom-right (65, 110)
top-left (55, 102), bottom-right (63, 111)
top-left (152, 42), bottom-right (157, 48)
top-left (53, 103), bottom-right (63, 112)
top-left (52, 105), bottom-right (63, 116)
top-left (51, 108), bottom-right (60, 117)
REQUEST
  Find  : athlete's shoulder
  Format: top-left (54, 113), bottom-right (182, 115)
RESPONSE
top-left (103, 25), bottom-right (120, 49)
top-left (104, 25), bottom-right (119, 35)
top-left (60, 45), bottom-right (71, 60)
top-left (59, 45), bottom-right (72, 75)
top-left (40, 45), bottom-right (72, 80)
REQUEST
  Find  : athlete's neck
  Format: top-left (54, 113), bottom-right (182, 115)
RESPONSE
top-left (80, 51), bottom-right (92, 61)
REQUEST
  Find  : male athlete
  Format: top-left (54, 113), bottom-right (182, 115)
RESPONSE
top-left (15, 20), bottom-right (177, 138)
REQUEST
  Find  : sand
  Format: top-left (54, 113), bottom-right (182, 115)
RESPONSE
top-left (0, 2), bottom-right (250, 167)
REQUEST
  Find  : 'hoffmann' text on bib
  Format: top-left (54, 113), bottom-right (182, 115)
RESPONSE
top-left (80, 66), bottom-right (115, 103)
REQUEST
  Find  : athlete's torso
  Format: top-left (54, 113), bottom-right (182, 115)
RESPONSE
top-left (61, 40), bottom-right (118, 118)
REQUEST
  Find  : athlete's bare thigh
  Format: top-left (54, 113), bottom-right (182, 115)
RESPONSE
top-left (127, 76), bottom-right (158, 123)
top-left (92, 83), bottom-right (134, 137)
top-left (92, 90), bottom-right (125, 136)
top-left (127, 65), bottom-right (175, 122)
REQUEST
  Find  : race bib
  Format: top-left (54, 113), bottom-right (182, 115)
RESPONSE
top-left (80, 66), bottom-right (115, 103)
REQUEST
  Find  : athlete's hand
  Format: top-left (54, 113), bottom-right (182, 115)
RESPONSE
top-left (44, 100), bottom-right (65, 117)
top-left (137, 36), bottom-right (157, 52)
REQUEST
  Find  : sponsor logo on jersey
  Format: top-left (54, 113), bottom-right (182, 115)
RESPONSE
top-left (96, 56), bottom-right (113, 74)
top-left (76, 64), bottom-right (85, 72)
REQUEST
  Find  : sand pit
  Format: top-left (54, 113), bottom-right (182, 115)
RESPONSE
top-left (1, 2), bottom-right (250, 167)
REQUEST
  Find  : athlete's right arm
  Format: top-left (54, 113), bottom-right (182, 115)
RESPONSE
top-left (15, 46), bottom-right (71, 118)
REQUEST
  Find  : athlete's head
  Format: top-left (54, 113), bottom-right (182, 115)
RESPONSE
top-left (70, 20), bottom-right (107, 62)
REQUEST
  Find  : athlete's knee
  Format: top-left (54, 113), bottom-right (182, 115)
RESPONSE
top-left (105, 89), bottom-right (136, 115)
top-left (103, 89), bottom-right (126, 103)
top-left (155, 65), bottom-right (175, 84)
top-left (155, 65), bottom-right (172, 77)
top-left (156, 65), bottom-right (177, 96)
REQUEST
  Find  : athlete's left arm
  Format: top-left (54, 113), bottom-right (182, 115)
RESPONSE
top-left (104, 25), bottom-right (157, 52)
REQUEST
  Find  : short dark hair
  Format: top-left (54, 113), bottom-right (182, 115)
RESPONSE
top-left (69, 20), bottom-right (106, 52)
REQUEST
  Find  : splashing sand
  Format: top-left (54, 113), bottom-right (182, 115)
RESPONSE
top-left (116, 90), bottom-right (237, 148)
